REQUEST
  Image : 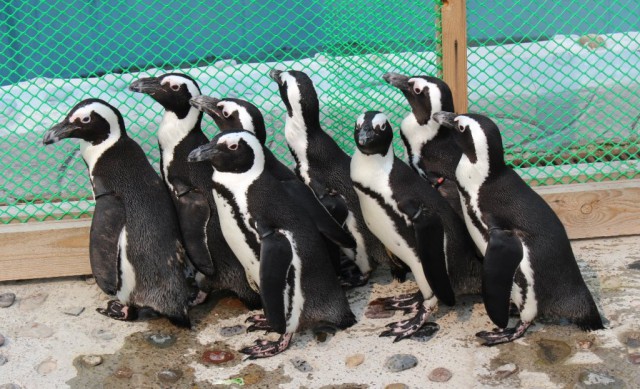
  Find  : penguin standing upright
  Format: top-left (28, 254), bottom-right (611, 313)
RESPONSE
top-left (43, 98), bottom-right (195, 327)
top-left (432, 111), bottom-right (604, 345)
top-left (189, 95), bottom-right (362, 285)
top-left (270, 69), bottom-right (389, 281)
top-left (351, 111), bottom-right (480, 341)
top-left (128, 74), bottom-right (261, 309)
top-left (383, 73), bottom-right (463, 218)
top-left (188, 130), bottom-right (356, 358)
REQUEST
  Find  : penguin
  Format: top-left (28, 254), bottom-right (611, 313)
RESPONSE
top-left (269, 69), bottom-right (390, 282)
top-left (189, 95), bottom-right (362, 285)
top-left (42, 98), bottom-right (195, 327)
top-left (432, 111), bottom-right (604, 345)
top-left (128, 73), bottom-right (261, 309)
top-left (351, 111), bottom-right (481, 341)
top-left (383, 73), bottom-right (464, 219)
top-left (188, 130), bottom-right (356, 358)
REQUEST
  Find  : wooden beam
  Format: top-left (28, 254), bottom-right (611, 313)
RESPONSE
top-left (439, 0), bottom-right (469, 113)
top-left (1, 180), bottom-right (639, 281)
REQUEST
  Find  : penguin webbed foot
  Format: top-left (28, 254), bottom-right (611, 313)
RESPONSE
top-left (338, 257), bottom-right (369, 288)
top-left (476, 320), bottom-right (531, 346)
top-left (96, 300), bottom-right (137, 321)
top-left (245, 314), bottom-right (276, 333)
top-left (372, 292), bottom-right (423, 314)
top-left (188, 290), bottom-right (208, 307)
top-left (240, 333), bottom-right (293, 359)
top-left (379, 305), bottom-right (435, 342)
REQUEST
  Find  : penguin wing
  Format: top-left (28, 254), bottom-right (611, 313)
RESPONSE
top-left (172, 179), bottom-right (215, 276)
top-left (257, 222), bottom-right (293, 334)
top-left (482, 228), bottom-right (523, 328)
top-left (399, 200), bottom-right (456, 306)
top-left (307, 178), bottom-right (350, 227)
top-left (281, 179), bottom-right (356, 248)
top-left (89, 178), bottom-right (125, 296)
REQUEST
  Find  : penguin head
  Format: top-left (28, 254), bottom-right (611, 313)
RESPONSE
top-left (354, 111), bottom-right (394, 156)
top-left (43, 98), bottom-right (126, 146)
top-left (383, 73), bottom-right (454, 126)
top-left (269, 69), bottom-right (320, 128)
top-left (129, 73), bottom-right (201, 119)
top-left (189, 96), bottom-right (267, 144)
top-left (432, 111), bottom-right (505, 168)
top-left (188, 130), bottom-right (264, 174)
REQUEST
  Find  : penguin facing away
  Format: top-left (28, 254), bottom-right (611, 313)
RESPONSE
top-left (189, 95), bottom-right (362, 285)
top-left (188, 130), bottom-right (356, 358)
top-left (351, 111), bottom-right (481, 341)
top-left (43, 98), bottom-right (195, 327)
top-left (432, 111), bottom-right (604, 345)
top-left (269, 69), bottom-right (390, 282)
top-left (128, 73), bottom-right (261, 309)
top-left (383, 73), bottom-right (464, 219)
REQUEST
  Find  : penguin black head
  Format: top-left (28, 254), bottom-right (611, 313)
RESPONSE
top-left (129, 73), bottom-right (201, 119)
top-left (188, 130), bottom-right (264, 174)
top-left (189, 96), bottom-right (267, 144)
top-left (43, 98), bottom-right (126, 146)
top-left (354, 111), bottom-right (394, 156)
top-left (432, 111), bottom-right (505, 168)
top-left (269, 69), bottom-right (320, 128)
top-left (383, 73), bottom-right (454, 126)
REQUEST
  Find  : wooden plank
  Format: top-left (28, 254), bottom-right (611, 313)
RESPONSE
top-left (439, 0), bottom-right (469, 113)
top-left (1, 180), bottom-right (638, 281)
top-left (0, 219), bottom-right (91, 281)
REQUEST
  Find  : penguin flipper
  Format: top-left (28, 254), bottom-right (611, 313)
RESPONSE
top-left (308, 178), bottom-right (350, 226)
top-left (90, 177), bottom-right (125, 296)
top-left (399, 200), bottom-right (455, 306)
top-left (281, 179), bottom-right (356, 249)
top-left (257, 222), bottom-right (293, 335)
top-left (173, 179), bottom-right (215, 277)
top-left (482, 228), bottom-right (523, 328)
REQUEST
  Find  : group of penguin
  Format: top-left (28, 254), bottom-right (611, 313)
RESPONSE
top-left (42, 68), bottom-right (604, 359)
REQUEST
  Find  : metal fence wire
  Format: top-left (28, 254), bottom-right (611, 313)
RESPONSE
top-left (1, 0), bottom-right (638, 224)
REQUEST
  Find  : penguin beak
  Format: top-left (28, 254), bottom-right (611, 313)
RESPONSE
top-left (188, 142), bottom-right (221, 163)
top-left (382, 72), bottom-right (410, 91)
top-left (190, 96), bottom-right (222, 118)
top-left (128, 77), bottom-right (162, 95)
top-left (269, 69), bottom-right (283, 85)
top-left (43, 122), bottom-right (80, 145)
top-left (432, 111), bottom-right (458, 129)
top-left (357, 124), bottom-right (375, 146)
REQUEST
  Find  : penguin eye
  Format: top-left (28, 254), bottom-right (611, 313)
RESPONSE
top-left (413, 87), bottom-right (422, 94)
top-left (81, 116), bottom-right (91, 124)
top-left (380, 123), bottom-right (387, 131)
top-left (459, 125), bottom-right (466, 133)
top-left (223, 110), bottom-right (231, 118)
top-left (170, 84), bottom-right (180, 91)
top-left (228, 143), bottom-right (238, 151)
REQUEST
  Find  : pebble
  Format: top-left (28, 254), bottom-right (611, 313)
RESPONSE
top-left (157, 368), bottom-right (183, 383)
top-left (0, 384), bottom-right (21, 389)
top-left (537, 339), bottom-right (571, 364)
top-left (0, 292), bottom-right (16, 308)
top-left (364, 301), bottom-right (394, 319)
top-left (628, 260), bottom-right (640, 270)
top-left (114, 367), bottom-right (133, 379)
top-left (290, 357), bottom-right (313, 372)
top-left (385, 384), bottom-right (409, 389)
top-left (201, 350), bottom-right (234, 365)
top-left (0, 333), bottom-right (4, 346)
top-left (314, 331), bottom-right (328, 342)
top-left (578, 34), bottom-right (605, 50)
top-left (384, 354), bottom-right (418, 372)
top-left (576, 371), bottom-right (624, 389)
top-left (63, 306), bottom-right (85, 316)
top-left (577, 339), bottom-right (594, 350)
top-left (219, 325), bottom-right (245, 337)
top-left (91, 328), bottom-right (115, 341)
top-left (82, 355), bottom-right (103, 367)
top-left (345, 354), bottom-right (365, 368)
top-left (428, 367), bottom-right (452, 382)
top-left (494, 363), bottom-right (518, 379)
top-left (85, 276), bottom-right (96, 285)
top-left (17, 322), bottom-right (54, 338)
top-left (145, 333), bottom-right (176, 348)
top-left (36, 358), bottom-right (57, 375)
top-left (0, 354), bottom-right (7, 366)
top-left (19, 293), bottom-right (48, 311)
top-left (628, 353), bottom-right (640, 365)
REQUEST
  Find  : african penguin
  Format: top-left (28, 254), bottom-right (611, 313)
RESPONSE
top-left (351, 111), bottom-right (481, 341)
top-left (188, 130), bottom-right (356, 358)
top-left (42, 98), bottom-right (195, 327)
top-left (432, 111), bottom-right (604, 345)
top-left (269, 69), bottom-right (390, 282)
top-left (128, 73), bottom-right (261, 309)
top-left (383, 73), bottom-right (464, 219)
top-left (189, 95), bottom-right (361, 285)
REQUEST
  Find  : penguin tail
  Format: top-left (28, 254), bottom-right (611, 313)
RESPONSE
top-left (168, 313), bottom-right (192, 329)
top-left (574, 310), bottom-right (605, 331)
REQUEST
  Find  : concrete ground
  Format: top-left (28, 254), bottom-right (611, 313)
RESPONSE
top-left (0, 236), bottom-right (638, 389)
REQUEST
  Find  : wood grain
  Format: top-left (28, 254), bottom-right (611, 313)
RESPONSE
top-left (439, 0), bottom-right (469, 113)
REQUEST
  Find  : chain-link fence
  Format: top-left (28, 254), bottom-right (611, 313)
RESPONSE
top-left (1, 1), bottom-right (638, 224)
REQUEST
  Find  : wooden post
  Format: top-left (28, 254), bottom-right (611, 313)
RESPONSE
top-left (439, 0), bottom-right (469, 113)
